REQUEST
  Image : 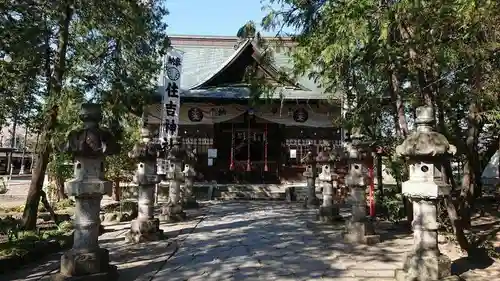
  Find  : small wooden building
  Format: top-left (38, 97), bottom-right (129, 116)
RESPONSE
top-left (146, 35), bottom-right (342, 184)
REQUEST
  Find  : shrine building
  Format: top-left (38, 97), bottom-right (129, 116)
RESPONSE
top-left (146, 35), bottom-right (343, 184)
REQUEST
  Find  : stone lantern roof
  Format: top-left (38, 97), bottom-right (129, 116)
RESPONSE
top-left (128, 126), bottom-right (160, 162)
top-left (345, 129), bottom-right (373, 160)
top-left (316, 140), bottom-right (345, 163)
top-left (63, 103), bottom-right (120, 157)
top-left (395, 106), bottom-right (456, 157)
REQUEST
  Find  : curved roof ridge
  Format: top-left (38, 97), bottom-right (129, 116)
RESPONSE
top-left (190, 39), bottom-right (252, 89)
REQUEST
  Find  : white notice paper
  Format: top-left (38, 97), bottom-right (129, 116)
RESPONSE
top-left (208, 158), bottom-right (214, 166)
top-left (208, 148), bottom-right (217, 158)
top-left (290, 149), bottom-right (297, 159)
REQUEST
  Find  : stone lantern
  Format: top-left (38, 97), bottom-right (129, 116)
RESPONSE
top-left (160, 136), bottom-right (187, 222)
top-left (394, 106), bottom-right (458, 281)
top-left (316, 141), bottom-right (343, 222)
top-left (125, 125), bottom-right (163, 243)
top-left (52, 103), bottom-right (120, 281)
top-left (344, 128), bottom-right (380, 244)
top-left (182, 144), bottom-right (199, 208)
top-left (302, 142), bottom-right (319, 207)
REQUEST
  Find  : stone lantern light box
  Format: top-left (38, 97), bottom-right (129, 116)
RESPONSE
top-left (395, 106), bottom-right (457, 199)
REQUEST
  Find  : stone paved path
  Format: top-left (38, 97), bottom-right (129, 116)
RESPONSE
top-left (2, 201), bottom-right (498, 281)
top-left (146, 201), bottom-right (401, 281)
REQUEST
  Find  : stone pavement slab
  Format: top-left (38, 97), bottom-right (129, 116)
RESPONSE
top-left (147, 201), bottom-right (398, 281)
top-left (4, 201), bottom-right (497, 281)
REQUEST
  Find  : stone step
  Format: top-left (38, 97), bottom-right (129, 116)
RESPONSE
top-left (346, 268), bottom-right (399, 278)
top-left (224, 185), bottom-right (285, 193)
top-left (219, 191), bottom-right (285, 200)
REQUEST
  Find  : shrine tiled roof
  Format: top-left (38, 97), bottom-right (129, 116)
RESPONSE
top-left (160, 35), bottom-right (337, 100)
top-left (156, 85), bottom-right (333, 100)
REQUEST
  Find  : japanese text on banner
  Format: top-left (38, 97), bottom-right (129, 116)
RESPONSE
top-left (163, 49), bottom-right (183, 140)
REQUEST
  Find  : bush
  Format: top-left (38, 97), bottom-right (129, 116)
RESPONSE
top-left (58, 220), bottom-right (74, 232)
top-left (54, 198), bottom-right (75, 210)
top-left (102, 201), bottom-right (138, 213)
top-left (375, 186), bottom-right (405, 223)
top-left (0, 228), bottom-right (70, 258)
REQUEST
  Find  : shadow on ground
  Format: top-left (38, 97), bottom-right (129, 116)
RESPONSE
top-left (112, 201), bottom-right (409, 280)
top-left (3, 199), bottom-right (499, 281)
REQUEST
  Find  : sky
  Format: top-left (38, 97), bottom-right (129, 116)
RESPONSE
top-left (164, 0), bottom-right (283, 36)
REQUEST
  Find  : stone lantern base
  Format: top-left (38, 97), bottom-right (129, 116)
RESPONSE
top-left (125, 218), bottom-right (164, 243)
top-left (317, 205), bottom-right (343, 223)
top-left (182, 198), bottom-right (199, 209)
top-left (344, 219), bottom-right (380, 245)
top-left (160, 204), bottom-right (186, 222)
top-left (395, 251), bottom-right (463, 281)
top-left (51, 248), bottom-right (118, 281)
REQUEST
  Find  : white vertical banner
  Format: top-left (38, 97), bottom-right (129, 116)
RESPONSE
top-left (158, 48), bottom-right (184, 175)
top-left (163, 48), bottom-right (183, 140)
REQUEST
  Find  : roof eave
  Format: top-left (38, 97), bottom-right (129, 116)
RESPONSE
top-left (190, 39), bottom-right (252, 90)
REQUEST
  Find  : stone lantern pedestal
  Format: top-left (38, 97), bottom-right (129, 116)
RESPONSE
top-left (344, 130), bottom-right (380, 245)
top-left (394, 106), bottom-right (461, 281)
top-left (52, 103), bottom-right (120, 281)
top-left (125, 125), bottom-right (163, 243)
top-left (181, 145), bottom-right (199, 209)
top-left (302, 143), bottom-right (319, 207)
top-left (161, 136), bottom-right (187, 222)
top-left (316, 141), bottom-right (343, 222)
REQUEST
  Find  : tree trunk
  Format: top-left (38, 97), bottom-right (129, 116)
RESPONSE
top-left (19, 124), bottom-right (28, 173)
top-left (443, 196), bottom-right (470, 252)
top-left (7, 116), bottom-right (18, 173)
top-left (22, 136), bottom-right (53, 229)
top-left (21, 3), bottom-right (73, 230)
top-left (40, 190), bottom-right (58, 224)
top-left (459, 102), bottom-right (482, 229)
top-left (375, 153), bottom-right (383, 197)
top-left (437, 110), bottom-right (470, 252)
top-left (55, 175), bottom-right (67, 201)
top-left (112, 179), bottom-right (121, 201)
top-left (30, 132), bottom-right (40, 171)
top-left (388, 66), bottom-right (409, 138)
top-left (387, 61), bottom-right (412, 227)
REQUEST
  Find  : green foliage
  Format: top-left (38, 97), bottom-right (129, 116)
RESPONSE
top-left (0, 228), bottom-right (70, 258)
top-left (105, 117), bottom-right (141, 182)
top-left (57, 220), bottom-right (74, 232)
top-left (260, 1), bottom-right (500, 256)
top-left (54, 199), bottom-right (75, 210)
top-left (375, 187), bottom-right (405, 223)
top-left (2, 0), bottom-right (169, 230)
top-left (0, 1), bottom-right (45, 127)
top-left (102, 201), bottom-right (138, 214)
top-left (261, 0), bottom-right (500, 140)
